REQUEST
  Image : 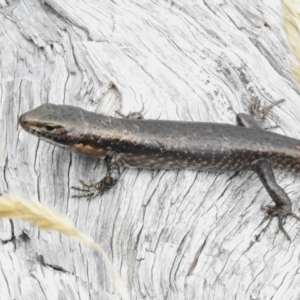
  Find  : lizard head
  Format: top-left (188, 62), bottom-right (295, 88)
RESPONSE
top-left (19, 103), bottom-right (86, 149)
top-left (19, 103), bottom-right (129, 158)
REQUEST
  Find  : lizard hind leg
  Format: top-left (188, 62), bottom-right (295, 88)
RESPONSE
top-left (236, 113), bottom-right (262, 129)
top-left (249, 97), bottom-right (285, 120)
top-left (252, 158), bottom-right (300, 240)
top-left (236, 98), bottom-right (285, 129)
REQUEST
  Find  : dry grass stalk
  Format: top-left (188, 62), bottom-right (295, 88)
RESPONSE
top-left (0, 195), bottom-right (130, 300)
top-left (282, 0), bottom-right (300, 85)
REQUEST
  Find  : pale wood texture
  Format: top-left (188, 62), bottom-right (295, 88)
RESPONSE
top-left (1, 0), bottom-right (300, 299)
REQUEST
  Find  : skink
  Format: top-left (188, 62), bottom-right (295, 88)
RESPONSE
top-left (19, 103), bottom-right (300, 240)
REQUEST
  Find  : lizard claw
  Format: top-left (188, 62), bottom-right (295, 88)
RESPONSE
top-left (71, 180), bottom-right (103, 199)
top-left (71, 176), bottom-right (116, 199)
top-left (256, 204), bottom-right (300, 241)
top-left (249, 97), bottom-right (285, 120)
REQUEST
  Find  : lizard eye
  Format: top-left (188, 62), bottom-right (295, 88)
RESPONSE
top-left (44, 125), bottom-right (58, 132)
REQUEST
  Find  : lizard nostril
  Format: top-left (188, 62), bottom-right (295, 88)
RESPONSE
top-left (19, 114), bottom-right (29, 129)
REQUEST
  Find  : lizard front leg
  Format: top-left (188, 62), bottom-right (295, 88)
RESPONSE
top-left (72, 154), bottom-right (121, 198)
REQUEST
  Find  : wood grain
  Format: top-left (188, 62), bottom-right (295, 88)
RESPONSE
top-left (1, 0), bottom-right (300, 299)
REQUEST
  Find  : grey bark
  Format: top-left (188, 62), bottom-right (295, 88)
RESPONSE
top-left (1, 0), bottom-right (300, 299)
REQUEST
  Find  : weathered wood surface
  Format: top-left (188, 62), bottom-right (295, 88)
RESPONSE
top-left (1, 0), bottom-right (300, 299)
